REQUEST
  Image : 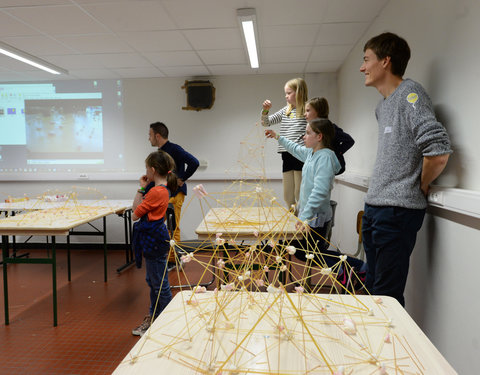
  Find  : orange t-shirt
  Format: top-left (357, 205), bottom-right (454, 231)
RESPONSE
top-left (134, 185), bottom-right (169, 221)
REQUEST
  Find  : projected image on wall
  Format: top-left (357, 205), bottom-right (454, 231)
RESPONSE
top-left (0, 79), bottom-right (125, 178)
top-left (25, 98), bottom-right (103, 155)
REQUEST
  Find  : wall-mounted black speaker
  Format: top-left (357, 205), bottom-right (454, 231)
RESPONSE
top-left (182, 80), bottom-right (215, 111)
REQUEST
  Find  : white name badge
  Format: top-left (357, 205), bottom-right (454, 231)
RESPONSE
top-left (384, 126), bottom-right (392, 134)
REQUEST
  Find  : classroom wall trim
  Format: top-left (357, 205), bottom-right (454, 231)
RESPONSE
top-left (336, 172), bottom-right (480, 220)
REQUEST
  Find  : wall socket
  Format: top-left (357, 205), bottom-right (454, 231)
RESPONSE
top-left (428, 191), bottom-right (444, 206)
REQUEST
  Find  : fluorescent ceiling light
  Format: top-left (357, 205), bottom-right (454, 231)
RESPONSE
top-left (237, 8), bottom-right (259, 69)
top-left (0, 41), bottom-right (68, 75)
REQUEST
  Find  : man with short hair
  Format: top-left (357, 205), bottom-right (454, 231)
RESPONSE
top-left (359, 32), bottom-right (452, 306)
top-left (148, 122), bottom-right (199, 250)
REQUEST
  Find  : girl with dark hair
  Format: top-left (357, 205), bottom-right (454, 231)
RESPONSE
top-left (305, 97), bottom-right (355, 175)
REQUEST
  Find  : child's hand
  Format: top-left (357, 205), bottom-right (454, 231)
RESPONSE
top-left (262, 100), bottom-right (272, 110)
top-left (139, 175), bottom-right (148, 188)
top-left (265, 129), bottom-right (277, 139)
top-left (295, 221), bottom-right (310, 234)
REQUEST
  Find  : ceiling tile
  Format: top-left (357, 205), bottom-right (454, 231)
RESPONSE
top-left (44, 54), bottom-right (107, 69)
top-left (0, 0), bottom-right (388, 81)
top-left (0, 0), bottom-right (68, 6)
top-left (262, 46), bottom-right (311, 64)
top-left (208, 64), bottom-right (256, 76)
top-left (324, 0), bottom-right (388, 23)
top-left (144, 51), bottom-right (203, 67)
top-left (309, 45), bottom-right (352, 62)
top-left (260, 0), bottom-right (329, 25)
top-left (197, 49), bottom-right (246, 65)
top-left (261, 24), bottom-right (319, 48)
top-left (73, 0), bottom-right (132, 3)
top-left (56, 34), bottom-right (133, 54)
top-left (183, 29), bottom-right (243, 50)
top-left (257, 63), bottom-right (306, 74)
top-left (118, 31), bottom-right (192, 52)
top-left (2, 35), bottom-right (74, 55)
top-left (316, 23), bottom-right (370, 45)
top-left (46, 53), bottom-right (152, 70)
top-left (0, 11), bottom-right (39, 37)
top-left (93, 53), bottom-right (152, 69)
top-left (160, 65), bottom-right (210, 77)
top-left (67, 68), bottom-right (120, 79)
top-left (163, 0), bottom-right (237, 29)
top-left (82, 1), bottom-right (176, 32)
top-left (305, 61), bottom-right (342, 73)
top-left (112, 67), bottom-right (165, 78)
top-left (5, 4), bottom-right (108, 35)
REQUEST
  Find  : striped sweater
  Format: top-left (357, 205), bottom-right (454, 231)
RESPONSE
top-left (261, 106), bottom-right (307, 153)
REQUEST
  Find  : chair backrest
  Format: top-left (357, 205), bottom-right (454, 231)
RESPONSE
top-left (356, 210), bottom-right (363, 243)
top-left (165, 203), bottom-right (176, 236)
top-left (354, 210), bottom-right (365, 261)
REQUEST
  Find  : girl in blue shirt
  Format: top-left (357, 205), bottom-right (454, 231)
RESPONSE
top-left (266, 118), bottom-right (339, 253)
top-left (266, 119), bottom-right (365, 285)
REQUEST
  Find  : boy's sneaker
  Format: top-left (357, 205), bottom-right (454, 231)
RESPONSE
top-left (132, 315), bottom-right (152, 336)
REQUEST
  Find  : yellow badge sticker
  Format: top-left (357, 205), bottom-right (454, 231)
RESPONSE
top-left (407, 93), bottom-right (418, 106)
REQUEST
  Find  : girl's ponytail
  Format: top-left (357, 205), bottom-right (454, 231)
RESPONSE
top-left (165, 169), bottom-right (178, 195)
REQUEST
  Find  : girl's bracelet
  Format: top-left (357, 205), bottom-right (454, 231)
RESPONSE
top-left (262, 109), bottom-right (269, 115)
top-left (137, 187), bottom-right (145, 194)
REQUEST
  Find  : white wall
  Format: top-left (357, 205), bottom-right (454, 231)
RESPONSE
top-left (334, 0), bottom-right (480, 373)
top-left (2, 73), bottom-right (337, 243)
top-left (122, 73), bottom-right (338, 178)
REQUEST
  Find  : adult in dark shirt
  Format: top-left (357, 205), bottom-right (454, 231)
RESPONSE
top-left (147, 122), bottom-right (199, 246)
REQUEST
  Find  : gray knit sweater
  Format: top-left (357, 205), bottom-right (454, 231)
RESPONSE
top-left (365, 79), bottom-right (452, 209)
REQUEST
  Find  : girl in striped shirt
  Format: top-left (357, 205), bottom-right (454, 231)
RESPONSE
top-left (261, 77), bottom-right (308, 210)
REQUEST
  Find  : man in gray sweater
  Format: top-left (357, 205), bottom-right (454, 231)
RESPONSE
top-left (359, 32), bottom-right (452, 306)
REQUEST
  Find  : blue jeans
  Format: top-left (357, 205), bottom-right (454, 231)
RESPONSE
top-left (362, 204), bottom-right (425, 307)
top-left (145, 254), bottom-right (172, 319)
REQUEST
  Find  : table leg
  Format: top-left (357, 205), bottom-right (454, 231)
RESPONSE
top-left (123, 212), bottom-right (129, 264)
top-left (51, 236), bottom-right (57, 327)
top-left (67, 234), bottom-right (71, 282)
top-left (0, 211), bottom-right (29, 264)
top-left (116, 210), bottom-right (135, 273)
top-left (103, 216), bottom-right (107, 282)
top-left (2, 235), bottom-right (9, 325)
top-left (2, 235), bottom-right (58, 326)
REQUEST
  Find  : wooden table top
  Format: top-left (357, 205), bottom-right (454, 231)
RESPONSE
top-left (0, 200), bottom-right (132, 236)
top-left (0, 199), bottom-right (132, 212)
top-left (195, 206), bottom-right (299, 240)
top-left (113, 290), bottom-right (457, 374)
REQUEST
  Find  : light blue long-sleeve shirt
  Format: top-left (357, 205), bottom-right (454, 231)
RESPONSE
top-left (278, 136), bottom-right (340, 226)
